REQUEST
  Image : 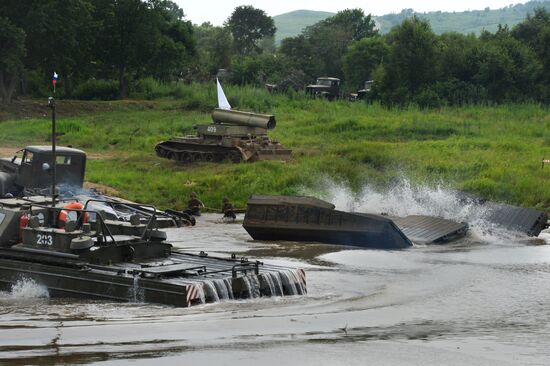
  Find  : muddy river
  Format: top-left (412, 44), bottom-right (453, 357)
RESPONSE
top-left (1, 206), bottom-right (550, 365)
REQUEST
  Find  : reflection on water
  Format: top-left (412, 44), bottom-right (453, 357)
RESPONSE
top-left (1, 214), bottom-right (549, 365)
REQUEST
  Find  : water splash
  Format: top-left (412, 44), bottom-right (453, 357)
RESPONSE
top-left (279, 271), bottom-right (299, 295)
top-left (267, 272), bottom-right (284, 296)
top-left (241, 275), bottom-right (261, 298)
top-left (223, 278), bottom-right (234, 300)
top-left (212, 278), bottom-right (233, 300)
top-left (259, 273), bottom-right (278, 296)
top-left (186, 271), bottom-right (305, 304)
top-left (196, 283), bottom-right (206, 304)
top-left (202, 280), bottom-right (220, 303)
top-left (540, 229), bottom-right (550, 245)
top-left (4, 278), bottom-right (49, 299)
top-left (128, 274), bottom-right (144, 303)
top-left (305, 177), bottom-right (532, 244)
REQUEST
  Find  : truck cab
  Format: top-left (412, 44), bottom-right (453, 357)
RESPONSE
top-left (305, 77), bottom-right (341, 100)
top-left (0, 146), bottom-right (86, 196)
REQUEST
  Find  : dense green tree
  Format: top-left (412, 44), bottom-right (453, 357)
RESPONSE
top-left (23, 0), bottom-right (96, 94)
top-left (0, 17), bottom-right (26, 103)
top-left (439, 33), bottom-right (480, 83)
top-left (435, 33), bottom-right (486, 104)
top-left (194, 22), bottom-right (233, 75)
top-left (343, 37), bottom-right (388, 89)
top-left (320, 8), bottom-right (378, 41)
top-left (229, 53), bottom-right (300, 86)
top-left (146, 1), bottom-right (195, 81)
top-left (474, 29), bottom-right (541, 102)
top-left (0, 0), bottom-right (549, 106)
top-left (226, 6), bottom-right (276, 56)
top-left (93, 0), bottom-right (156, 98)
top-left (281, 9), bottom-right (377, 80)
top-left (375, 17), bottom-right (439, 105)
top-left (279, 35), bottom-right (316, 77)
top-left (512, 8), bottom-right (550, 101)
top-left (92, 0), bottom-right (194, 97)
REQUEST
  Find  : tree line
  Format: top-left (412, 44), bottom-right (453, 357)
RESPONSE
top-left (1, 1), bottom-right (549, 107)
top-left (0, 0), bottom-right (195, 102)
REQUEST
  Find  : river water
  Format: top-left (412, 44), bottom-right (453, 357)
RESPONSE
top-left (1, 205), bottom-right (550, 365)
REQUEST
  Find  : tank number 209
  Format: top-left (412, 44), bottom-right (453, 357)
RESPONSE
top-left (36, 234), bottom-right (53, 246)
top-left (207, 126), bottom-right (217, 133)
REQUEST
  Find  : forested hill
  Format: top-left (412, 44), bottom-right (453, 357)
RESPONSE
top-left (377, 0), bottom-right (550, 34)
top-left (274, 0), bottom-right (550, 41)
top-left (273, 10), bottom-right (335, 41)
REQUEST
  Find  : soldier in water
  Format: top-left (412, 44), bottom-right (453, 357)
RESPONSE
top-left (221, 197), bottom-right (236, 220)
top-left (183, 192), bottom-right (204, 216)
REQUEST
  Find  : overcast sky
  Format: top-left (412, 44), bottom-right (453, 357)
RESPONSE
top-left (175, 0), bottom-right (530, 25)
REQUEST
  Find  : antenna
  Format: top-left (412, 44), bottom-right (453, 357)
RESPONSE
top-left (49, 71), bottom-right (58, 207)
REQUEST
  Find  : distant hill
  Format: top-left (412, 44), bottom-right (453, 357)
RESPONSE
top-left (273, 10), bottom-right (335, 43)
top-left (377, 0), bottom-right (550, 34)
top-left (274, 1), bottom-right (550, 42)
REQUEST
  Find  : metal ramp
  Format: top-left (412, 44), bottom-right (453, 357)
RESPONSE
top-left (485, 204), bottom-right (548, 236)
top-left (392, 215), bottom-right (468, 244)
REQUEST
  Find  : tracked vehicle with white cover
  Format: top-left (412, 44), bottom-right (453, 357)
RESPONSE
top-left (155, 108), bottom-right (292, 163)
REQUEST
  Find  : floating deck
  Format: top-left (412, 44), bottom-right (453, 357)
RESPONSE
top-left (243, 196), bottom-right (470, 248)
top-left (485, 204), bottom-right (548, 236)
top-left (392, 215), bottom-right (468, 244)
top-left (243, 196), bottom-right (413, 249)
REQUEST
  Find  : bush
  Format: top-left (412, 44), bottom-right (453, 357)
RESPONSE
top-left (73, 79), bottom-right (119, 100)
top-left (129, 77), bottom-right (174, 99)
top-left (413, 87), bottom-right (443, 108)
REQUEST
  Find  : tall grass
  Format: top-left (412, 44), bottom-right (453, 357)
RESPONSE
top-left (1, 87), bottom-right (549, 211)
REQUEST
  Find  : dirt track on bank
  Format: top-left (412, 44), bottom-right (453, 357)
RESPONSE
top-left (0, 147), bottom-right (19, 157)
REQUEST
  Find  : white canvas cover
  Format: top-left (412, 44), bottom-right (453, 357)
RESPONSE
top-left (217, 78), bottom-right (231, 110)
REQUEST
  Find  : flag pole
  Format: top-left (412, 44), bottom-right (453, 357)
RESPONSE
top-left (49, 72), bottom-right (58, 207)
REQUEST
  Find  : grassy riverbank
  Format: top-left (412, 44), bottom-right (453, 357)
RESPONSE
top-left (1, 85), bottom-right (549, 211)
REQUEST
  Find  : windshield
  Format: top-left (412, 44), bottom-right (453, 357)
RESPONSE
top-left (316, 79), bottom-right (334, 86)
top-left (56, 155), bottom-right (72, 165)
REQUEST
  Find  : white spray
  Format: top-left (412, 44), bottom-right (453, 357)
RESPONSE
top-left (302, 177), bottom-right (531, 244)
top-left (6, 278), bottom-right (49, 299)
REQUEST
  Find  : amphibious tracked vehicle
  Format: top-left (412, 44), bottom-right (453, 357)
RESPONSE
top-left (0, 99), bottom-right (305, 306)
top-left (0, 197), bottom-right (306, 306)
top-left (155, 108), bottom-right (291, 163)
top-left (0, 148), bottom-right (306, 306)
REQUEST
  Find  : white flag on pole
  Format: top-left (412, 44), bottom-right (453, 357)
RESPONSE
top-left (217, 78), bottom-right (231, 110)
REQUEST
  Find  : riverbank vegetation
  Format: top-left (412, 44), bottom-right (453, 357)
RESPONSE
top-left (1, 2), bottom-right (549, 211)
top-left (0, 90), bottom-right (549, 211)
top-left (2, 2), bottom-right (550, 107)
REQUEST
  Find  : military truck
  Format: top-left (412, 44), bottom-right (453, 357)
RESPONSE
top-left (155, 108), bottom-right (292, 163)
top-left (349, 80), bottom-right (374, 101)
top-left (265, 70), bottom-right (306, 94)
top-left (0, 146), bottom-right (86, 197)
top-left (305, 77), bottom-right (341, 100)
top-left (265, 78), bottom-right (301, 94)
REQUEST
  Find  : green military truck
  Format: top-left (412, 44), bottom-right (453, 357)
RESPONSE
top-left (305, 77), bottom-right (341, 100)
top-left (0, 146), bottom-right (86, 197)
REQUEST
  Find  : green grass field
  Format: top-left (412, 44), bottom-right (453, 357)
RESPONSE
top-left (1, 85), bottom-right (549, 212)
